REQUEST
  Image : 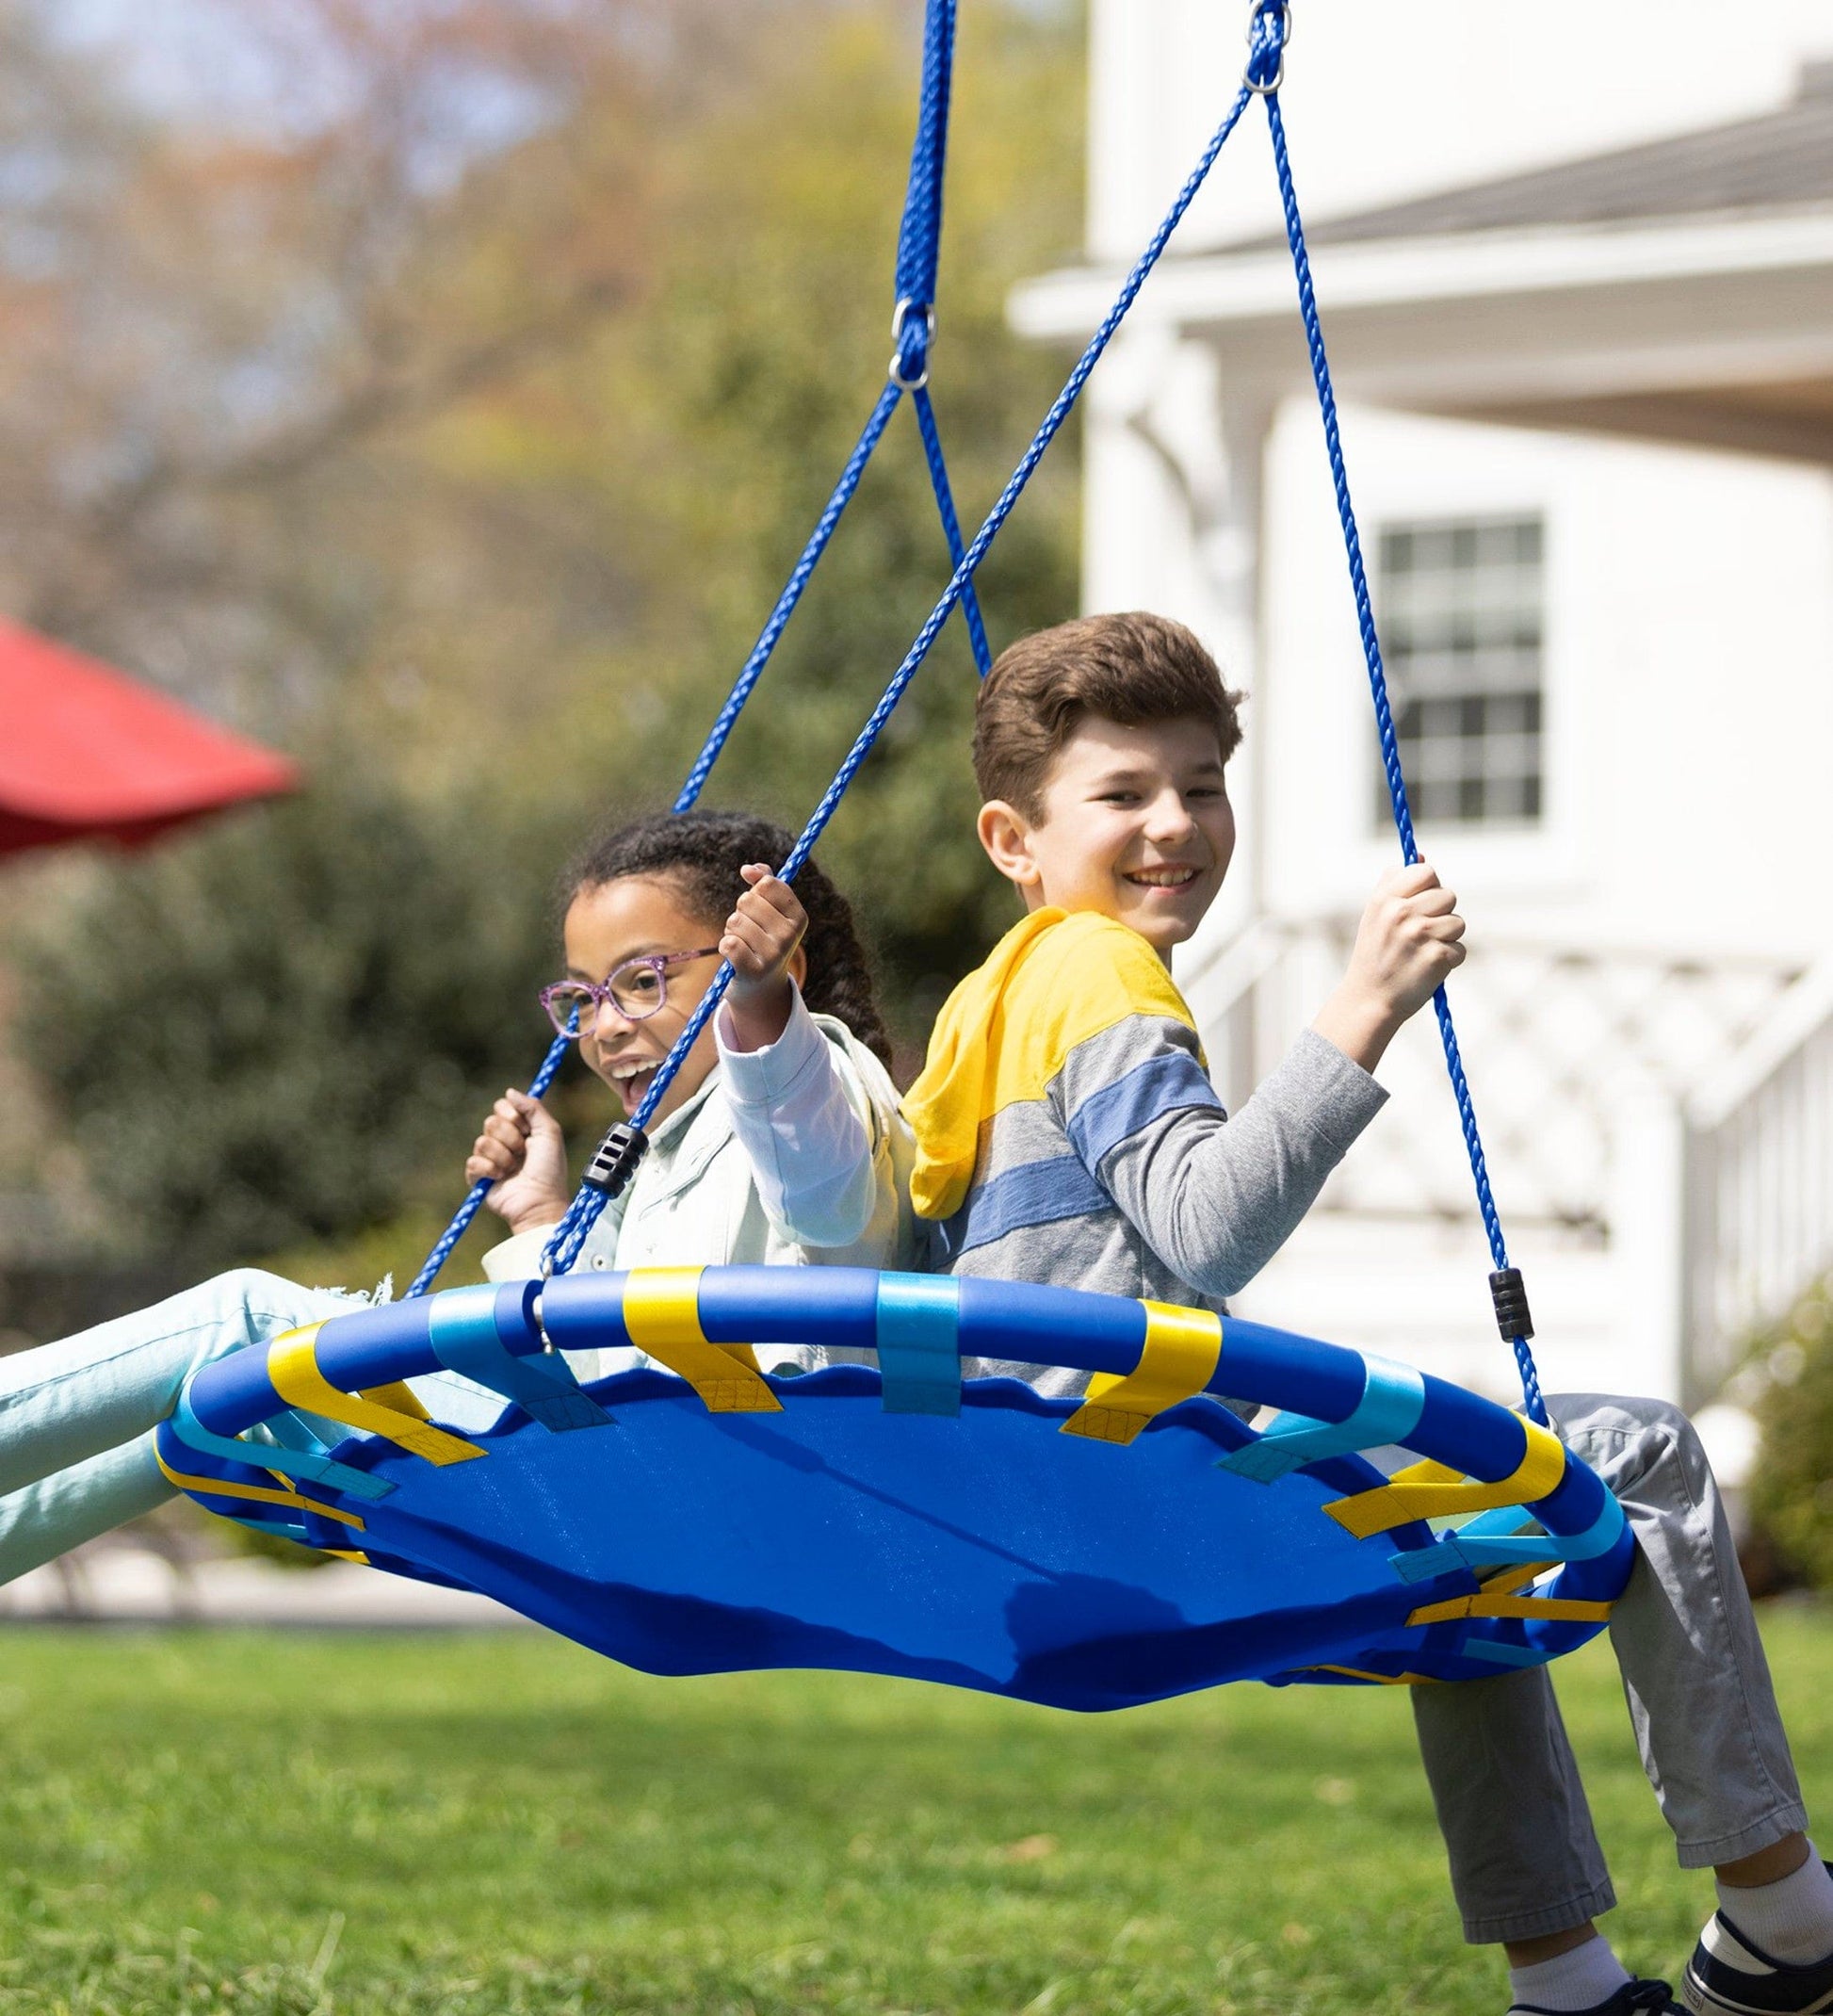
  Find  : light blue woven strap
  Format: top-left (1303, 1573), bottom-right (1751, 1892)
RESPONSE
top-left (427, 1285), bottom-right (611, 1433)
top-left (223, 1514), bottom-right (316, 1544)
top-left (1387, 1489), bottom-right (1627, 1585)
top-left (1458, 1638), bottom-right (1549, 1667)
top-left (1217, 1355), bottom-right (1426, 1484)
top-left (169, 1382), bottom-right (396, 1504)
top-left (874, 1275), bottom-right (962, 1417)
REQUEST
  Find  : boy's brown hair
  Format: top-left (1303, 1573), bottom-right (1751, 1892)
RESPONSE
top-left (972, 611), bottom-right (1244, 821)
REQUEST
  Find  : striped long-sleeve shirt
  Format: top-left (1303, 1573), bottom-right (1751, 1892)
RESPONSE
top-left (902, 907), bottom-right (1387, 1396)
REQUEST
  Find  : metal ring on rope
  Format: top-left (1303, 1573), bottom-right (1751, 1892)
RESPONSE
top-left (889, 298), bottom-right (937, 390)
top-left (1244, 0), bottom-right (1291, 95)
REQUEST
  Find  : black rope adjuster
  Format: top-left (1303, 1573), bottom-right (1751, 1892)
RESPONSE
top-left (1489, 1267), bottom-right (1534, 1343)
top-left (582, 1121), bottom-right (649, 1198)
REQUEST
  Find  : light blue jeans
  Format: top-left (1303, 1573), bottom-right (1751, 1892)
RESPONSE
top-left (0, 1269), bottom-right (361, 1584)
top-left (0, 1269), bottom-right (572, 1585)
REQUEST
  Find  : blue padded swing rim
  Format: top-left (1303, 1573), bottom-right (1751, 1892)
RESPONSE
top-left (166, 1267), bottom-right (1635, 1692)
top-left (167, 1378), bottom-right (396, 1503)
top-left (182, 1267), bottom-right (1627, 1595)
top-left (1217, 1353), bottom-right (1425, 1482)
top-left (425, 1281), bottom-right (612, 1433)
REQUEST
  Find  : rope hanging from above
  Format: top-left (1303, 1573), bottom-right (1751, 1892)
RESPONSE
top-left (1249, 3), bottom-right (1545, 1423)
top-left (406, 0), bottom-right (988, 1299)
top-left (421, 0), bottom-right (1549, 1426)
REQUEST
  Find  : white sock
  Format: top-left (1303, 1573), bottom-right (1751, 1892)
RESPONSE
top-left (1717, 1842), bottom-right (1833, 1965)
top-left (1507, 1934), bottom-right (1631, 2012)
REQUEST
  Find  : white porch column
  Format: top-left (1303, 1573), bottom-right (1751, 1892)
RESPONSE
top-left (1605, 1072), bottom-right (1689, 1404)
top-left (1082, 334), bottom-right (1273, 848)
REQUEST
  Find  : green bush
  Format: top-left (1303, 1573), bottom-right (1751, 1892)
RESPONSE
top-left (12, 776), bottom-right (573, 1273)
top-left (1744, 1277), bottom-right (1833, 1590)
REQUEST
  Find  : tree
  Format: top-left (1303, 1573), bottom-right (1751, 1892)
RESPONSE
top-left (1745, 1278), bottom-right (1833, 1591)
top-left (13, 777), bottom-right (566, 1268)
top-left (8, 1), bottom-right (1088, 1263)
top-left (456, 2), bottom-right (1086, 1037)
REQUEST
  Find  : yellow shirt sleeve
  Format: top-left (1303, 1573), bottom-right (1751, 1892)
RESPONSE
top-left (904, 909), bottom-right (1199, 1220)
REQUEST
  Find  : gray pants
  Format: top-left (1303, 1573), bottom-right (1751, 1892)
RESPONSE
top-left (1412, 1393), bottom-right (1809, 1945)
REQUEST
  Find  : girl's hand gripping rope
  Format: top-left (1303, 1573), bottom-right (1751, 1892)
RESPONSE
top-left (467, 1089), bottom-right (574, 1235)
top-left (719, 864), bottom-right (809, 1053)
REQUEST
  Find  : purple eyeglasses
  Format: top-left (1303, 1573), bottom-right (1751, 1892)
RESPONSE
top-left (539, 947), bottom-right (722, 1036)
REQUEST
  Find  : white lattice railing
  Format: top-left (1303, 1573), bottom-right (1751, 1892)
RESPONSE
top-left (1182, 915), bottom-right (1800, 1239)
top-left (1182, 917), bottom-right (1833, 1403)
top-left (1684, 956), bottom-right (1833, 1400)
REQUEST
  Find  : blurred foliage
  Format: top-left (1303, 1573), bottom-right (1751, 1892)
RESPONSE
top-left (592, 2), bottom-right (1086, 1029)
top-left (257, 1206), bottom-right (495, 1302)
top-left (12, 776), bottom-right (592, 1268)
top-left (8, 0), bottom-right (1083, 1264)
top-left (1744, 1278), bottom-right (1833, 1591)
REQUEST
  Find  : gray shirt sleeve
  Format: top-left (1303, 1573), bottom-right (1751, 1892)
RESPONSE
top-left (1051, 1019), bottom-right (1387, 1299)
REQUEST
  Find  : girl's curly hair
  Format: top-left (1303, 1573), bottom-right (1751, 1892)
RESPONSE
top-left (560, 809), bottom-right (892, 1067)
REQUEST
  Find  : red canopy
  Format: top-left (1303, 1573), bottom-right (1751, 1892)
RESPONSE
top-left (0, 618), bottom-right (297, 855)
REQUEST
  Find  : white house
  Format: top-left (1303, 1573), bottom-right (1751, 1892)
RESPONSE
top-left (1012, 0), bottom-right (1833, 1413)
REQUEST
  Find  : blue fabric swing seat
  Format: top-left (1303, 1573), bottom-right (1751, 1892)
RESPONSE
top-left (156, 1267), bottom-right (1634, 1710)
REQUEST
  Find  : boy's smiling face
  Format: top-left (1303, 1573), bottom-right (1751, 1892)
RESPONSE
top-left (978, 713), bottom-right (1235, 953)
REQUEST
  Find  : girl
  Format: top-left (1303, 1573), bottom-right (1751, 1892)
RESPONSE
top-left (466, 808), bottom-right (917, 1299)
top-left (0, 809), bottom-right (916, 1583)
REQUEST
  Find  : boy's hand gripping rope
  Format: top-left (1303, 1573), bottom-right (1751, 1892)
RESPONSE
top-left (1250, 0), bottom-right (1546, 1423)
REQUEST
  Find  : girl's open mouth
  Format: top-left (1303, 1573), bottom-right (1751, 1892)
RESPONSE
top-left (605, 1060), bottom-right (657, 1102)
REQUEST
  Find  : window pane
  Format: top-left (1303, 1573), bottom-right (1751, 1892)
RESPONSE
top-left (1376, 513), bottom-right (1544, 829)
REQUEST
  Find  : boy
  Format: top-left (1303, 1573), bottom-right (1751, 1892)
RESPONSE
top-left (903, 611), bottom-right (1832, 2016)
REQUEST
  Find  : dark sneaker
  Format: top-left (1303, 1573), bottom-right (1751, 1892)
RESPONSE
top-left (1685, 1908), bottom-right (1833, 2012)
top-left (1512, 1980), bottom-right (1683, 2014)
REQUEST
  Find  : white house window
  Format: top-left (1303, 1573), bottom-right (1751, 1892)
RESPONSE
top-left (1376, 516), bottom-right (1544, 825)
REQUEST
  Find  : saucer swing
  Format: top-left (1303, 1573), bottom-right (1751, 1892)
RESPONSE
top-left (161, 0), bottom-right (1634, 1706)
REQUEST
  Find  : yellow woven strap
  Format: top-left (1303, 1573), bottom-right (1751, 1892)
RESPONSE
top-left (623, 1268), bottom-right (781, 1414)
top-left (1062, 1303), bottom-right (1222, 1447)
top-left (154, 1450), bottom-right (366, 1532)
top-left (1404, 1558), bottom-right (1611, 1629)
top-left (268, 1325), bottom-right (485, 1466)
top-left (1305, 1664), bottom-right (1438, 1687)
top-left (1323, 1419), bottom-right (1566, 1540)
top-left (1406, 1590), bottom-right (1614, 1627)
top-left (359, 1381), bottom-right (431, 1421)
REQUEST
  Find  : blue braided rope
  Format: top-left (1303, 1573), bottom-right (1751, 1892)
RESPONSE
top-left (411, 4), bottom-right (981, 1296)
top-left (913, 386), bottom-right (992, 675)
top-left (401, 1028), bottom-right (574, 1300)
top-left (895, 0), bottom-right (954, 315)
top-left (674, 381), bottom-right (904, 813)
top-left (679, 0), bottom-right (965, 812)
top-left (1259, 73), bottom-right (1547, 1425)
top-left (543, 81), bottom-right (1260, 1279)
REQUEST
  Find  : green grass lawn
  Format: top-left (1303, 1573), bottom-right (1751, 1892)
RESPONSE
top-left (1, 1609), bottom-right (1827, 2015)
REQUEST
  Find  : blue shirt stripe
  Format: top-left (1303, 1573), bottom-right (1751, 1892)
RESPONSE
top-left (941, 1153), bottom-right (1111, 1260)
top-left (1065, 1049), bottom-right (1224, 1174)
